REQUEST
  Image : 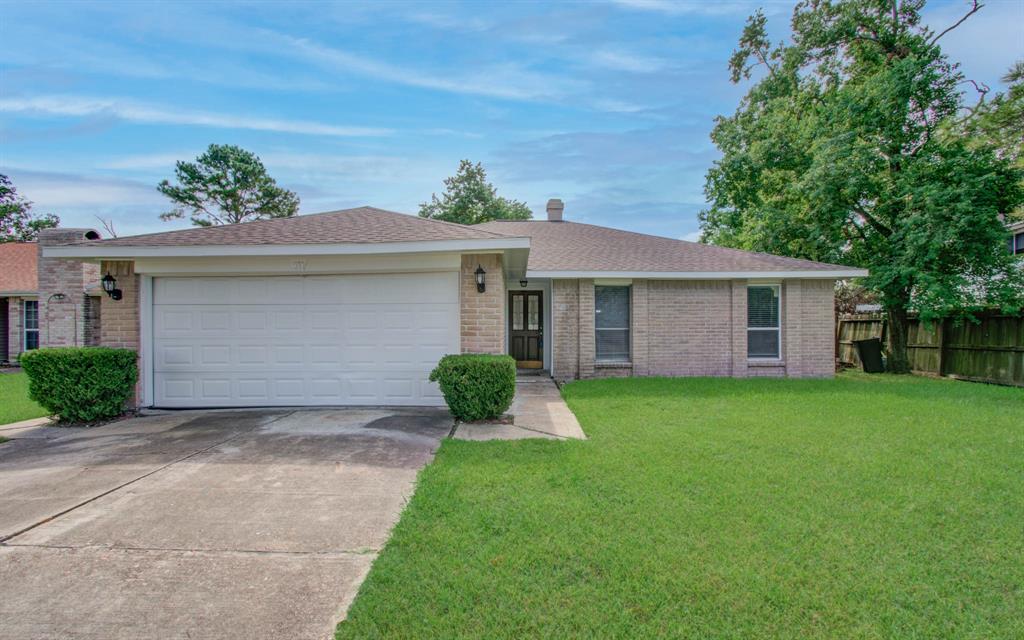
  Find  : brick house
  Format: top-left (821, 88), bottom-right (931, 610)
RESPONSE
top-left (1, 235), bottom-right (102, 365)
top-left (41, 203), bottom-right (865, 408)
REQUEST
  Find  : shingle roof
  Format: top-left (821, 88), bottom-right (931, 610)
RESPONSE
top-left (476, 220), bottom-right (859, 274)
top-left (73, 207), bottom-right (514, 247)
top-left (0, 242), bottom-right (38, 294)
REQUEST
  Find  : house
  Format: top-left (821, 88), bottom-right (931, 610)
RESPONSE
top-left (1009, 219), bottom-right (1024, 256)
top-left (41, 201), bottom-right (866, 408)
top-left (1, 234), bottom-right (103, 365)
top-left (1, 243), bottom-right (39, 364)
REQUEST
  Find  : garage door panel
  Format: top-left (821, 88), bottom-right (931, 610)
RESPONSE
top-left (153, 273), bottom-right (457, 407)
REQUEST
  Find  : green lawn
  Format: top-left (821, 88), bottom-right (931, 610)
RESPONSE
top-left (337, 373), bottom-right (1023, 639)
top-left (0, 372), bottom-right (49, 425)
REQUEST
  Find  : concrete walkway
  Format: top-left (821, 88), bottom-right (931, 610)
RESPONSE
top-left (454, 377), bottom-right (586, 441)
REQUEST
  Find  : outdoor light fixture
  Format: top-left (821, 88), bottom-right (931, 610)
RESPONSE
top-left (475, 265), bottom-right (486, 293)
top-left (519, 278), bottom-right (529, 288)
top-left (101, 272), bottom-right (123, 301)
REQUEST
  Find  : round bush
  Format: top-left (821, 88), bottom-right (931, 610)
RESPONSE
top-left (19, 347), bottom-right (138, 423)
top-left (429, 354), bottom-right (516, 422)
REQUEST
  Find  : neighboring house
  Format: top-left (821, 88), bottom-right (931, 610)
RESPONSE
top-left (42, 202), bottom-right (866, 408)
top-left (1009, 220), bottom-right (1024, 256)
top-left (0, 243), bottom-right (39, 365)
top-left (0, 232), bottom-right (103, 365)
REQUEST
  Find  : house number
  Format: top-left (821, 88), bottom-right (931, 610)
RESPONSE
top-left (292, 261), bottom-right (307, 272)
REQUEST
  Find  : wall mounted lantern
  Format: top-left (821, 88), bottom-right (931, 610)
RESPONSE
top-left (475, 265), bottom-right (486, 293)
top-left (519, 278), bottom-right (529, 288)
top-left (101, 272), bottom-right (123, 301)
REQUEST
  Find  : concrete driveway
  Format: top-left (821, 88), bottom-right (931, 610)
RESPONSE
top-left (0, 407), bottom-right (452, 640)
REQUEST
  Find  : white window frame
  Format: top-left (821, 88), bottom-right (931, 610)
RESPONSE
top-left (23, 299), bottom-right (39, 351)
top-left (747, 284), bottom-right (781, 360)
top-left (595, 284), bottom-right (631, 363)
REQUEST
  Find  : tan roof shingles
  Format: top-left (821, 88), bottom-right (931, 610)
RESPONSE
top-left (74, 207), bottom-right (515, 247)
top-left (0, 242), bottom-right (38, 294)
top-left (477, 220), bottom-right (858, 273)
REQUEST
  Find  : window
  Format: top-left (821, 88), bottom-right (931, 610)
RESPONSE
top-left (595, 285), bottom-right (630, 362)
top-left (23, 300), bottom-right (39, 351)
top-left (1013, 232), bottom-right (1024, 255)
top-left (747, 285), bottom-right (780, 359)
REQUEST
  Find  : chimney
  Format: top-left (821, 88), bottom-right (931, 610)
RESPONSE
top-left (546, 198), bottom-right (564, 222)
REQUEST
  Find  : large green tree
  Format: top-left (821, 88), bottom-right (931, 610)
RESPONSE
top-left (158, 144), bottom-right (299, 227)
top-left (701, 0), bottom-right (1023, 372)
top-left (0, 173), bottom-right (59, 242)
top-left (419, 160), bottom-right (532, 225)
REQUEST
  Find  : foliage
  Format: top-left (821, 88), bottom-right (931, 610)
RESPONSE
top-left (0, 174), bottom-right (59, 242)
top-left (337, 375), bottom-right (1024, 639)
top-left (955, 60), bottom-right (1024, 217)
top-left (158, 144), bottom-right (299, 227)
top-left (19, 348), bottom-right (138, 423)
top-left (835, 281), bottom-right (879, 315)
top-left (428, 354), bottom-right (516, 421)
top-left (419, 160), bottom-right (532, 225)
top-left (0, 372), bottom-right (48, 424)
top-left (700, 0), bottom-right (1024, 372)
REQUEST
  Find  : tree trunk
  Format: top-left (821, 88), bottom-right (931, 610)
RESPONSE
top-left (886, 306), bottom-right (912, 373)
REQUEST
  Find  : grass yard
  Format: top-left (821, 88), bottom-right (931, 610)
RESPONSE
top-left (337, 373), bottom-right (1023, 639)
top-left (0, 372), bottom-right (49, 425)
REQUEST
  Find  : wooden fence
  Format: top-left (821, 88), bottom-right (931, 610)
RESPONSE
top-left (836, 311), bottom-right (1024, 387)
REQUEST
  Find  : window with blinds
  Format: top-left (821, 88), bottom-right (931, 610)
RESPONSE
top-left (595, 285), bottom-right (630, 362)
top-left (747, 285), bottom-right (780, 358)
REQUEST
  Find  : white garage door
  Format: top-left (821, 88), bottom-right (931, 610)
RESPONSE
top-left (152, 273), bottom-right (459, 407)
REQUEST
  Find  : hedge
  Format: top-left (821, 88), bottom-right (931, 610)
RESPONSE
top-left (19, 347), bottom-right (138, 423)
top-left (429, 354), bottom-right (516, 422)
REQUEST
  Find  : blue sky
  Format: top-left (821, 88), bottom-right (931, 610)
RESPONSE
top-left (2, 0), bottom-right (1022, 240)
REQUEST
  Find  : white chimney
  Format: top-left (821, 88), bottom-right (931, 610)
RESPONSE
top-left (546, 198), bottom-right (564, 222)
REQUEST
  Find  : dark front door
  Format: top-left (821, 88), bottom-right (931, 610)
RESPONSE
top-left (509, 290), bottom-right (543, 368)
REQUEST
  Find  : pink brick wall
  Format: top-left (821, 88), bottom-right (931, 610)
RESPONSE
top-left (552, 279), bottom-right (579, 380)
top-left (6, 296), bottom-right (26, 362)
top-left (793, 279), bottom-right (835, 377)
top-left (551, 277), bottom-right (836, 381)
top-left (648, 280), bottom-right (734, 376)
top-left (36, 228), bottom-right (101, 348)
top-left (98, 260), bottom-right (141, 407)
top-left (84, 295), bottom-right (102, 347)
top-left (460, 254), bottom-right (505, 354)
top-left (98, 260), bottom-right (139, 351)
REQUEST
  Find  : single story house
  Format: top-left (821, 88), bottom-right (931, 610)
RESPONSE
top-left (41, 201), bottom-right (866, 408)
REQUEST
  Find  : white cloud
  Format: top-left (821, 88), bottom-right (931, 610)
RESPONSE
top-left (590, 49), bottom-right (669, 73)
top-left (0, 95), bottom-right (392, 137)
top-left (278, 35), bottom-right (585, 101)
top-left (681, 230), bottom-right (702, 242)
top-left (609, 0), bottom-right (758, 16)
top-left (590, 98), bottom-right (651, 113)
top-left (0, 167), bottom-right (162, 209)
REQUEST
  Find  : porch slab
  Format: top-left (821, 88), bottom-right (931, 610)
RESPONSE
top-left (453, 377), bottom-right (586, 441)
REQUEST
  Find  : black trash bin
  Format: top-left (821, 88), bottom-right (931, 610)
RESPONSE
top-left (853, 337), bottom-right (885, 373)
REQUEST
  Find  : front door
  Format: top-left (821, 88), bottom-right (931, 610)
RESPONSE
top-left (509, 290), bottom-right (543, 368)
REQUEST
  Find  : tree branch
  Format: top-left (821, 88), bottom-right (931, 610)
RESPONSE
top-left (853, 204), bottom-right (892, 237)
top-left (928, 0), bottom-right (982, 46)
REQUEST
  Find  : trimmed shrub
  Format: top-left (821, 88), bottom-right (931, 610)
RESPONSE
top-left (19, 347), bottom-right (138, 423)
top-left (429, 354), bottom-right (516, 422)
